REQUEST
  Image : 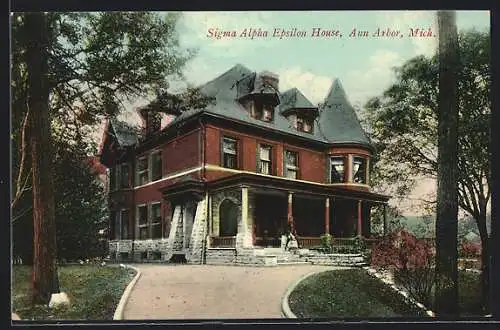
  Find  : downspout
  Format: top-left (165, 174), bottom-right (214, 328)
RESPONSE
top-left (199, 117), bottom-right (206, 180)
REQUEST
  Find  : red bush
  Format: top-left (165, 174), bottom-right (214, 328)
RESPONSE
top-left (459, 241), bottom-right (481, 258)
top-left (371, 229), bottom-right (433, 270)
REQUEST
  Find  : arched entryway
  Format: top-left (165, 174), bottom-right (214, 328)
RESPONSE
top-left (219, 199), bottom-right (238, 236)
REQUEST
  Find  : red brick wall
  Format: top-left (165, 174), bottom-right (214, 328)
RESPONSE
top-left (162, 129), bottom-right (201, 175)
top-left (204, 124), bottom-right (326, 183)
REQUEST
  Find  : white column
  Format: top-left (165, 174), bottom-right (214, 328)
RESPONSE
top-left (239, 186), bottom-right (253, 248)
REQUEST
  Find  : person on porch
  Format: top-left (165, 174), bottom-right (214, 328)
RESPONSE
top-left (284, 217), bottom-right (299, 251)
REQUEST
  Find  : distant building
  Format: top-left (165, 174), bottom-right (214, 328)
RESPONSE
top-left (99, 64), bottom-right (390, 264)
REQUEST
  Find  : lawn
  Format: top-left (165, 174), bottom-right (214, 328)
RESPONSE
top-left (12, 265), bottom-right (135, 320)
top-left (288, 269), bottom-right (483, 318)
top-left (288, 269), bottom-right (425, 318)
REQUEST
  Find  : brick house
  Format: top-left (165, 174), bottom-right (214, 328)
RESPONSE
top-left (99, 64), bottom-right (390, 264)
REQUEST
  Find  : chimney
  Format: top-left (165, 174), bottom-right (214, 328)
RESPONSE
top-left (138, 108), bottom-right (161, 138)
top-left (258, 70), bottom-right (279, 92)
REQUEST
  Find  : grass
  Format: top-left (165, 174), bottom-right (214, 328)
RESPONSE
top-left (288, 269), bottom-right (426, 318)
top-left (12, 265), bottom-right (135, 320)
top-left (288, 269), bottom-right (484, 318)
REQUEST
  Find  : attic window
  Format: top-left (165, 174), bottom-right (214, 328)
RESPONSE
top-left (295, 116), bottom-right (313, 133)
top-left (250, 102), bottom-right (274, 122)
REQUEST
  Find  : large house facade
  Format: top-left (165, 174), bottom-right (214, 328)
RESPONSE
top-left (99, 64), bottom-right (390, 264)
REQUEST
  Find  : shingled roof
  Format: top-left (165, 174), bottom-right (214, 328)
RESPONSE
top-left (163, 64), bottom-right (372, 148)
top-left (108, 117), bottom-right (140, 147)
top-left (317, 79), bottom-right (371, 145)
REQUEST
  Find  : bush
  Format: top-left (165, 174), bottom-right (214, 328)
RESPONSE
top-left (319, 234), bottom-right (333, 253)
top-left (371, 229), bottom-right (434, 307)
top-left (459, 241), bottom-right (481, 258)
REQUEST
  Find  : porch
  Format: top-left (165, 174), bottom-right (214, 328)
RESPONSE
top-left (207, 181), bottom-right (390, 251)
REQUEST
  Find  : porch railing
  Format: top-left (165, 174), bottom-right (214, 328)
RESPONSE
top-left (254, 236), bottom-right (281, 247)
top-left (296, 236), bottom-right (322, 249)
top-left (209, 236), bottom-right (236, 248)
top-left (296, 236), bottom-right (381, 253)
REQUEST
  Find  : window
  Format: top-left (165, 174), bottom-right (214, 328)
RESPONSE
top-left (151, 203), bottom-right (162, 239)
top-left (251, 102), bottom-right (274, 122)
top-left (284, 150), bottom-right (299, 179)
top-left (352, 156), bottom-right (367, 184)
top-left (136, 157), bottom-right (149, 186)
top-left (114, 211), bottom-right (120, 240)
top-left (110, 211), bottom-right (117, 239)
top-left (258, 145), bottom-right (272, 175)
top-left (330, 156), bottom-right (345, 183)
top-left (120, 209), bottom-right (130, 239)
top-left (109, 168), bottom-right (116, 191)
top-left (222, 137), bottom-right (238, 169)
top-left (296, 117), bottom-right (313, 133)
top-left (151, 151), bottom-right (162, 181)
top-left (262, 105), bottom-right (273, 122)
top-left (120, 164), bottom-right (130, 188)
top-left (137, 205), bottom-right (149, 239)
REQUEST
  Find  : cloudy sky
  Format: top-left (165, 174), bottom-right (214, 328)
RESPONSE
top-left (117, 10), bottom-right (490, 215)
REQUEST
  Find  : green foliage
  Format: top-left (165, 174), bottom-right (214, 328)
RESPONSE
top-left (319, 234), bottom-right (333, 253)
top-left (288, 269), bottom-right (425, 318)
top-left (364, 30), bottom-right (490, 224)
top-left (12, 265), bottom-right (134, 320)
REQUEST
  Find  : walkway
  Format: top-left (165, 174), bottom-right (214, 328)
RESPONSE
top-left (122, 264), bottom-right (335, 319)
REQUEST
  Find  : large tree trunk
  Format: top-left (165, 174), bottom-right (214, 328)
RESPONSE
top-left (434, 10), bottom-right (460, 316)
top-left (25, 12), bottom-right (60, 304)
top-left (476, 211), bottom-right (490, 314)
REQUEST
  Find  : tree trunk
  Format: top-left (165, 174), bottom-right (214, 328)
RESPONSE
top-left (434, 10), bottom-right (460, 316)
top-left (476, 212), bottom-right (490, 314)
top-left (25, 12), bottom-right (59, 304)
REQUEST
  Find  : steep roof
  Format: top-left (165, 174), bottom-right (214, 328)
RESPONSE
top-left (109, 117), bottom-right (140, 147)
top-left (317, 79), bottom-right (371, 145)
top-left (162, 64), bottom-right (372, 148)
top-left (280, 87), bottom-right (317, 114)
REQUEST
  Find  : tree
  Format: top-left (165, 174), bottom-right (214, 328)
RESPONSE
top-left (24, 12), bottom-right (59, 305)
top-left (434, 10), bottom-right (460, 316)
top-left (11, 12), bottom-right (195, 304)
top-left (364, 28), bottom-right (490, 313)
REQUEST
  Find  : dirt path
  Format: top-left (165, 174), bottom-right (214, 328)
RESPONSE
top-left (122, 264), bottom-right (335, 319)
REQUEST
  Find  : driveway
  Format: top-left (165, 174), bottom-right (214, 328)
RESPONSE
top-left (122, 264), bottom-right (335, 319)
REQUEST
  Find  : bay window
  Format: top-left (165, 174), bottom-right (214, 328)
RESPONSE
top-left (330, 156), bottom-right (345, 183)
top-left (352, 156), bottom-right (367, 184)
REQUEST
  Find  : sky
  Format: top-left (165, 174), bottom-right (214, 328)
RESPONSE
top-left (115, 10), bottom-right (490, 215)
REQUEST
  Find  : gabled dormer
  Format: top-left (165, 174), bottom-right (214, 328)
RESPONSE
top-left (236, 71), bottom-right (280, 123)
top-left (137, 107), bottom-right (162, 139)
top-left (280, 88), bottom-right (318, 134)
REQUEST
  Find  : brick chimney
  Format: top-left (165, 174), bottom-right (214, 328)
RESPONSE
top-left (258, 70), bottom-right (279, 92)
top-left (138, 108), bottom-right (161, 138)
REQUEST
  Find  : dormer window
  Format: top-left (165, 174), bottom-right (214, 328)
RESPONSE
top-left (295, 116), bottom-right (313, 133)
top-left (251, 102), bottom-right (274, 122)
top-left (263, 105), bottom-right (273, 121)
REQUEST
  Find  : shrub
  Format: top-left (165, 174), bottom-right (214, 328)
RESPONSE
top-left (459, 241), bottom-right (481, 258)
top-left (371, 229), bottom-right (434, 307)
top-left (320, 234), bottom-right (333, 253)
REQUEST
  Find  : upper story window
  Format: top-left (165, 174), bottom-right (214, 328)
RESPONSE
top-left (109, 167), bottom-right (117, 191)
top-left (151, 202), bottom-right (162, 239)
top-left (136, 156), bottom-right (149, 186)
top-left (120, 163), bottom-right (130, 188)
top-left (222, 137), bottom-right (238, 169)
top-left (151, 151), bottom-right (162, 181)
top-left (352, 156), bottom-right (367, 184)
top-left (296, 116), bottom-right (313, 133)
top-left (258, 144), bottom-right (272, 175)
top-left (284, 150), bottom-right (299, 179)
top-left (330, 156), bottom-right (345, 183)
top-left (251, 102), bottom-right (274, 122)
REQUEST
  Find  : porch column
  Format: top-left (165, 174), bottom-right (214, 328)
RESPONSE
top-left (287, 192), bottom-right (295, 233)
top-left (383, 204), bottom-right (388, 236)
top-left (357, 200), bottom-right (362, 237)
top-left (239, 185), bottom-right (252, 248)
top-left (325, 197), bottom-right (330, 234)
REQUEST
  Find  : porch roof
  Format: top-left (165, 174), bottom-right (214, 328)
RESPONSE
top-left (207, 173), bottom-right (390, 203)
